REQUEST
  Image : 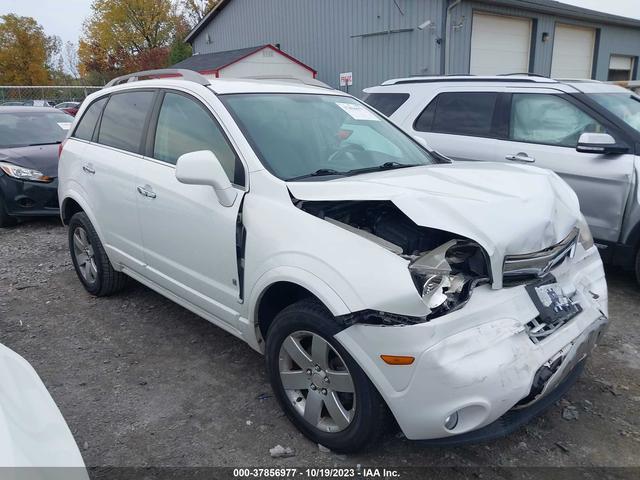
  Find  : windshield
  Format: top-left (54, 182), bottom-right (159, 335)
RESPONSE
top-left (0, 111), bottom-right (73, 148)
top-left (589, 92), bottom-right (640, 133)
top-left (220, 93), bottom-right (434, 181)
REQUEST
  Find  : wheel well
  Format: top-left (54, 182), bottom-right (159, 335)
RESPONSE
top-left (256, 282), bottom-right (317, 341)
top-left (61, 198), bottom-right (83, 225)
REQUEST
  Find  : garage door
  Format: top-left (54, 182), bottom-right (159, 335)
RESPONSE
top-left (550, 24), bottom-right (596, 79)
top-left (470, 13), bottom-right (532, 75)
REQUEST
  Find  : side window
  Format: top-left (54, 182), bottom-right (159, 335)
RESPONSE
top-left (98, 91), bottom-right (155, 153)
top-left (153, 92), bottom-right (243, 185)
top-left (73, 97), bottom-right (107, 141)
top-left (415, 92), bottom-right (498, 136)
top-left (510, 94), bottom-right (605, 147)
top-left (414, 98), bottom-right (437, 132)
top-left (362, 93), bottom-right (410, 116)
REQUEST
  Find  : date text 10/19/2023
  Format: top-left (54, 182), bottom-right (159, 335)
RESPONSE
top-left (233, 468), bottom-right (401, 478)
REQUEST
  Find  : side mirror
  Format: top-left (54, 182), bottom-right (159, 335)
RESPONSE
top-left (175, 150), bottom-right (237, 207)
top-left (576, 133), bottom-right (628, 155)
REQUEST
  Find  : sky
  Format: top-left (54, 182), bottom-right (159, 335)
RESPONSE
top-left (0, 0), bottom-right (92, 45)
top-left (0, 0), bottom-right (638, 46)
top-left (560, 0), bottom-right (639, 19)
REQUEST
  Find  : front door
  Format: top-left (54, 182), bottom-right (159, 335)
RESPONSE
top-left (136, 90), bottom-right (246, 328)
top-left (495, 92), bottom-right (634, 243)
top-left (409, 88), bottom-right (635, 243)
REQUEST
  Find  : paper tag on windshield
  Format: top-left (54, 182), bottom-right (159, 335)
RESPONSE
top-left (336, 102), bottom-right (380, 121)
top-left (57, 122), bottom-right (71, 130)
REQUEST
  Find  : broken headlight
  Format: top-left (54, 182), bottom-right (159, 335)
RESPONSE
top-left (408, 240), bottom-right (489, 318)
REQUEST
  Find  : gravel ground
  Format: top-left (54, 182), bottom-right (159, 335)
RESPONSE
top-left (1, 218), bottom-right (639, 472)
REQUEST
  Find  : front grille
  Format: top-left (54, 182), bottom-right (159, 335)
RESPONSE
top-left (503, 228), bottom-right (579, 286)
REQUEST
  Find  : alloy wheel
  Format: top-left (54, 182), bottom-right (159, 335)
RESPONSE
top-left (72, 226), bottom-right (97, 284)
top-left (278, 330), bottom-right (355, 432)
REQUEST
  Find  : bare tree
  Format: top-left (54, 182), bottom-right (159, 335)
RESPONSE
top-left (182, 0), bottom-right (219, 27)
top-left (64, 41), bottom-right (80, 78)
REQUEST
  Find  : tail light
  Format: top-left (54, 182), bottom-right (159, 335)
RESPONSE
top-left (58, 139), bottom-right (66, 159)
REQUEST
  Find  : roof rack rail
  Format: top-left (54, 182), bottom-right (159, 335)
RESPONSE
top-left (105, 69), bottom-right (210, 88)
top-left (497, 72), bottom-right (550, 78)
top-left (239, 74), bottom-right (333, 89)
top-left (386, 77), bottom-right (540, 85)
top-left (382, 73), bottom-right (560, 86)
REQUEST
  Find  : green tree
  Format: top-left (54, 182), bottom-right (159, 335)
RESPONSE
top-left (0, 14), bottom-right (56, 85)
top-left (79, 0), bottom-right (181, 79)
top-left (169, 39), bottom-right (192, 65)
top-left (169, 16), bottom-right (193, 65)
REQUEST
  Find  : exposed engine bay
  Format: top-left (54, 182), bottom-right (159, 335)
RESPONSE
top-left (294, 199), bottom-right (491, 322)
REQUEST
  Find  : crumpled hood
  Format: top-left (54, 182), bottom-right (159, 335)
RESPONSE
top-left (0, 144), bottom-right (59, 177)
top-left (288, 162), bottom-right (581, 287)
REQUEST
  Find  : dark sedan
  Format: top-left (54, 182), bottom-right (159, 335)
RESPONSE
top-left (0, 107), bottom-right (73, 227)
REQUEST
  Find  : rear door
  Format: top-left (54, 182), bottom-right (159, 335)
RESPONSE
top-left (136, 89), bottom-right (247, 328)
top-left (74, 90), bottom-right (155, 270)
top-left (408, 87), bottom-right (511, 162)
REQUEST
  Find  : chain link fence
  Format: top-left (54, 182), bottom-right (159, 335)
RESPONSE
top-left (0, 86), bottom-right (103, 106)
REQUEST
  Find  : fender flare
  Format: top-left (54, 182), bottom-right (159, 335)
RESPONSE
top-left (245, 266), bottom-right (354, 349)
top-left (60, 188), bottom-right (106, 244)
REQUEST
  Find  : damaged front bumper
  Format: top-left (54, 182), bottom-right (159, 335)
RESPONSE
top-left (334, 246), bottom-right (608, 441)
top-left (0, 174), bottom-right (59, 217)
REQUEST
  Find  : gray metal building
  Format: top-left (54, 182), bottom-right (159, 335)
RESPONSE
top-left (185, 0), bottom-right (640, 96)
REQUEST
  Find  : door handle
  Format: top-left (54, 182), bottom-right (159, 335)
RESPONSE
top-left (136, 185), bottom-right (157, 199)
top-left (505, 152), bottom-right (535, 163)
top-left (82, 164), bottom-right (95, 174)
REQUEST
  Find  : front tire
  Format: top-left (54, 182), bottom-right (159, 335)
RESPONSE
top-left (265, 299), bottom-right (388, 453)
top-left (68, 212), bottom-right (127, 296)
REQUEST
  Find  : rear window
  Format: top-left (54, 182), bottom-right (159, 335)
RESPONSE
top-left (0, 111), bottom-right (73, 148)
top-left (414, 92), bottom-right (499, 136)
top-left (97, 91), bottom-right (155, 153)
top-left (362, 92), bottom-right (410, 116)
top-left (73, 97), bottom-right (107, 141)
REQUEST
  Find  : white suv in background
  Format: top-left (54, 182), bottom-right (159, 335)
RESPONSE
top-left (364, 75), bottom-right (640, 285)
top-left (58, 69), bottom-right (607, 452)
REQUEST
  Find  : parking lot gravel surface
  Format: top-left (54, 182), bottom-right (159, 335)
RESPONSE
top-left (1, 218), bottom-right (639, 472)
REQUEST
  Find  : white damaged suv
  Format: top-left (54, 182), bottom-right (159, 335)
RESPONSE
top-left (58, 69), bottom-right (608, 452)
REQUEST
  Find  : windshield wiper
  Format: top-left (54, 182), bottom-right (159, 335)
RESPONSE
top-left (346, 162), bottom-right (420, 176)
top-left (27, 141), bottom-right (62, 146)
top-left (287, 168), bottom-right (347, 181)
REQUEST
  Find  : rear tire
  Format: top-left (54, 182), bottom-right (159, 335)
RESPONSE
top-left (68, 212), bottom-right (127, 296)
top-left (0, 195), bottom-right (17, 228)
top-left (265, 298), bottom-right (389, 453)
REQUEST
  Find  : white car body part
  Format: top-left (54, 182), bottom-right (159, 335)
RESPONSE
top-left (363, 76), bottom-right (640, 279)
top-left (58, 72), bottom-right (608, 443)
top-left (0, 343), bottom-right (87, 474)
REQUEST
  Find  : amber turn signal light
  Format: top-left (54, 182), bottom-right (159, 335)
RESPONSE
top-left (380, 355), bottom-right (415, 365)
